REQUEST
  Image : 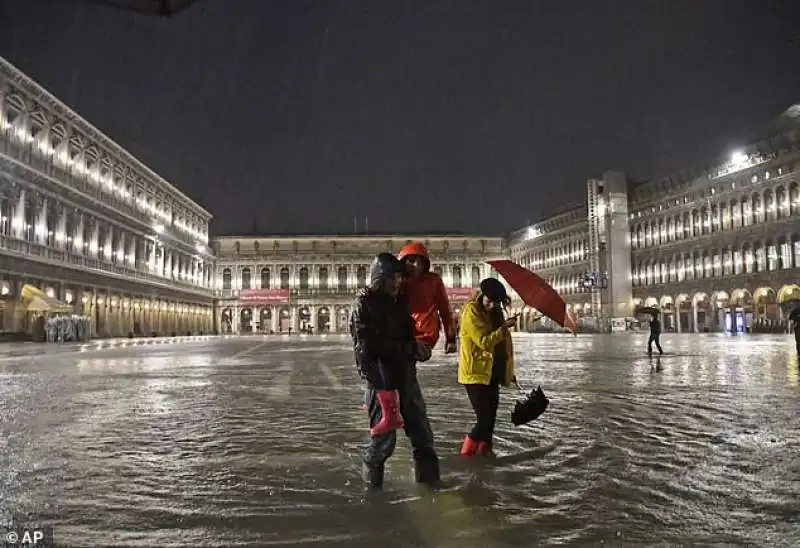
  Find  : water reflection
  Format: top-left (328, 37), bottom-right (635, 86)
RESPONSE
top-left (0, 334), bottom-right (798, 546)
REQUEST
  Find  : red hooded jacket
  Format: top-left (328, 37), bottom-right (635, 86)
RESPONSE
top-left (398, 242), bottom-right (456, 347)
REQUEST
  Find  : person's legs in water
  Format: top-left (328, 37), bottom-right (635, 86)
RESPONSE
top-left (654, 334), bottom-right (663, 354)
top-left (462, 383), bottom-right (494, 456)
top-left (647, 334), bottom-right (655, 355)
top-left (398, 369), bottom-right (440, 486)
top-left (362, 388), bottom-right (398, 489)
top-left (478, 382), bottom-right (501, 457)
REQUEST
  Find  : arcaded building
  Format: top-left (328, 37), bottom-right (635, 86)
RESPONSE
top-left (0, 56), bottom-right (215, 337)
top-left (630, 106), bottom-right (800, 332)
top-left (212, 234), bottom-right (505, 334)
top-left (509, 105), bottom-right (800, 333)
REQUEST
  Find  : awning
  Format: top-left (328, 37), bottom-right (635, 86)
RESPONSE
top-left (20, 284), bottom-right (73, 313)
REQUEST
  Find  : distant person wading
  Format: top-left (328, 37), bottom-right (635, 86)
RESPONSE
top-left (648, 312), bottom-right (663, 356)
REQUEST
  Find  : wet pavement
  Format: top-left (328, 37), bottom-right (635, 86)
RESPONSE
top-left (1, 333), bottom-right (799, 547)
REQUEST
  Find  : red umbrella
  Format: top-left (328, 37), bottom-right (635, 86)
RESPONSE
top-left (487, 259), bottom-right (577, 332)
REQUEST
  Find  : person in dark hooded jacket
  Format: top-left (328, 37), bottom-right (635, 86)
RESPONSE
top-left (350, 253), bottom-right (441, 489)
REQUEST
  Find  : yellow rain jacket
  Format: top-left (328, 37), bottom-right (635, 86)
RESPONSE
top-left (457, 292), bottom-right (515, 386)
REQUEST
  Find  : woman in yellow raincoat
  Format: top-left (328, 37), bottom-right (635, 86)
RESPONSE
top-left (457, 278), bottom-right (518, 457)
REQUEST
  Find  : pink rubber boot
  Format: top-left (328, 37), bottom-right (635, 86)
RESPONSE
top-left (369, 390), bottom-right (404, 436)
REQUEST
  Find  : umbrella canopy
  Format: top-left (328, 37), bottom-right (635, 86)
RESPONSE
top-left (789, 307), bottom-right (800, 322)
top-left (779, 298), bottom-right (800, 315)
top-left (487, 259), bottom-right (577, 331)
top-left (511, 385), bottom-right (550, 427)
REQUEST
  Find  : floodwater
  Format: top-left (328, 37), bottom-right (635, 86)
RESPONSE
top-left (1, 333), bottom-right (799, 547)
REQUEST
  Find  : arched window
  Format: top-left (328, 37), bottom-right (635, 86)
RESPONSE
top-left (241, 268), bottom-right (251, 290)
top-left (452, 266), bottom-right (462, 288)
top-left (337, 266), bottom-right (347, 291)
top-left (280, 267), bottom-right (290, 289)
top-left (356, 266), bottom-right (367, 288)
top-left (318, 267), bottom-right (328, 290)
top-left (299, 267), bottom-right (309, 290)
top-left (471, 266), bottom-right (481, 287)
top-left (222, 268), bottom-right (232, 290)
top-left (260, 267), bottom-right (270, 289)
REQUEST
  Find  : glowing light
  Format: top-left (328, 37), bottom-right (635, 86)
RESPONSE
top-left (730, 150), bottom-right (747, 165)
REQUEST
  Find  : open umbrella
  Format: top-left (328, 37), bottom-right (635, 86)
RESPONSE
top-left (780, 298), bottom-right (800, 316)
top-left (511, 384), bottom-right (550, 426)
top-left (635, 305), bottom-right (659, 316)
top-left (487, 259), bottom-right (577, 331)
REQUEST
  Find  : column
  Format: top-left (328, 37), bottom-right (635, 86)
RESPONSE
top-left (291, 306), bottom-right (299, 332)
top-left (56, 207), bottom-right (67, 249)
top-left (692, 303), bottom-right (699, 333)
top-left (126, 234), bottom-right (136, 268)
top-left (103, 225), bottom-right (113, 262)
top-left (270, 307), bottom-right (278, 333)
top-left (35, 197), bottom-right (47, 245)
top-left (74, 213), bottom-right (85, 254)
top-left (11, 189), bottom-right (25, 239)
top-left (89, 220), bottom-right (100, 258)
top-left (309, 305), bottom-right (317, 332)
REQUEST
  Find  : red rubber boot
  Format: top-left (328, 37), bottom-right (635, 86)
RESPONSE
top-left (476, 441), bottom-right (496, 458)
top-left (459, 435), bottom-right (480, 456)
top-left (369, 390), bottom-right (404, 436)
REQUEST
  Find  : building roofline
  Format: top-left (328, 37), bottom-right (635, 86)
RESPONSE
top-left (0, 55), bottom-right (212, 220)
top-left (213, 232), bottom-right (504, 240)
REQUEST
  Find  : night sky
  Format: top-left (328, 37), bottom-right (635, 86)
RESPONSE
top-left (1, 0), bottom-right (798, 236)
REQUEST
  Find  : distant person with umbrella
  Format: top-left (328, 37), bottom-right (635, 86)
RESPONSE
top-left (789, 307), bottom-right (800, 356)
top-left (457, 278), bottom-right (518, 457)
top-left (648, 311), bottom-right (663, 356)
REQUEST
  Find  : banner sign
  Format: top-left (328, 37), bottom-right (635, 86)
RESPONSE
top-left (447, 287), bottom-right (475, 304)
top-left (238, 288), bottom-right (290, 305)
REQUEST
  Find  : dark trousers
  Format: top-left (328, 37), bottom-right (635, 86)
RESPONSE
top-left (363, 368), bottom-right (439, 482)
top-left (648, 333), bottom-right (663, 354)
top-left (464, 382), bottom-right (500, 443)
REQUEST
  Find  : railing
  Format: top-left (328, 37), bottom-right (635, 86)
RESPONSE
top-left (292, 288), bottom-right (360, 298)
top-left (0, 234), bottom-right (212, 296)
top-left (215, 287), bottom-right (362, 299)
top-left (0, 148), bottom-right (201, 250)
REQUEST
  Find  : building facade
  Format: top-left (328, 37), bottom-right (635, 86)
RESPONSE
top-left (0, 56), bottom-right (215, 337)
top-left (629, 107), bottom-right (800, 333)
top-left (213, 235), bottom-right (505, 334)
top-left (509, 105), bottom-right (800, 333)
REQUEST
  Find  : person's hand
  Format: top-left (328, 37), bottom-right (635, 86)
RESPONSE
top-left (503, 315), bottom-right (518, 329)
top-left (414, 342), bottom-right (432, 362)
top-left (444, 340), bottom-right (457, 354)
top-left (357, 288), bottom-right (369, 299)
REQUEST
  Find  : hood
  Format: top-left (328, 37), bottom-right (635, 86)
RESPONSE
top-left (369, 252), bottom-right (403, 291)
top-left (398, 241), bottom-right (430, 271)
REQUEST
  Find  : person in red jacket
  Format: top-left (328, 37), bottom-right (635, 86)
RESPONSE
top-left (397, 241), bottom-right (457, 353)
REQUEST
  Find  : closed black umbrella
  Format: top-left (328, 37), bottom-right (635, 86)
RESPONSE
top-left (510, 384), bottom-right (550, 427)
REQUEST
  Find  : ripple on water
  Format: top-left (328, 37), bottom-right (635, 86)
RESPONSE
top-left (1, 334), bottom-right (800, 546)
